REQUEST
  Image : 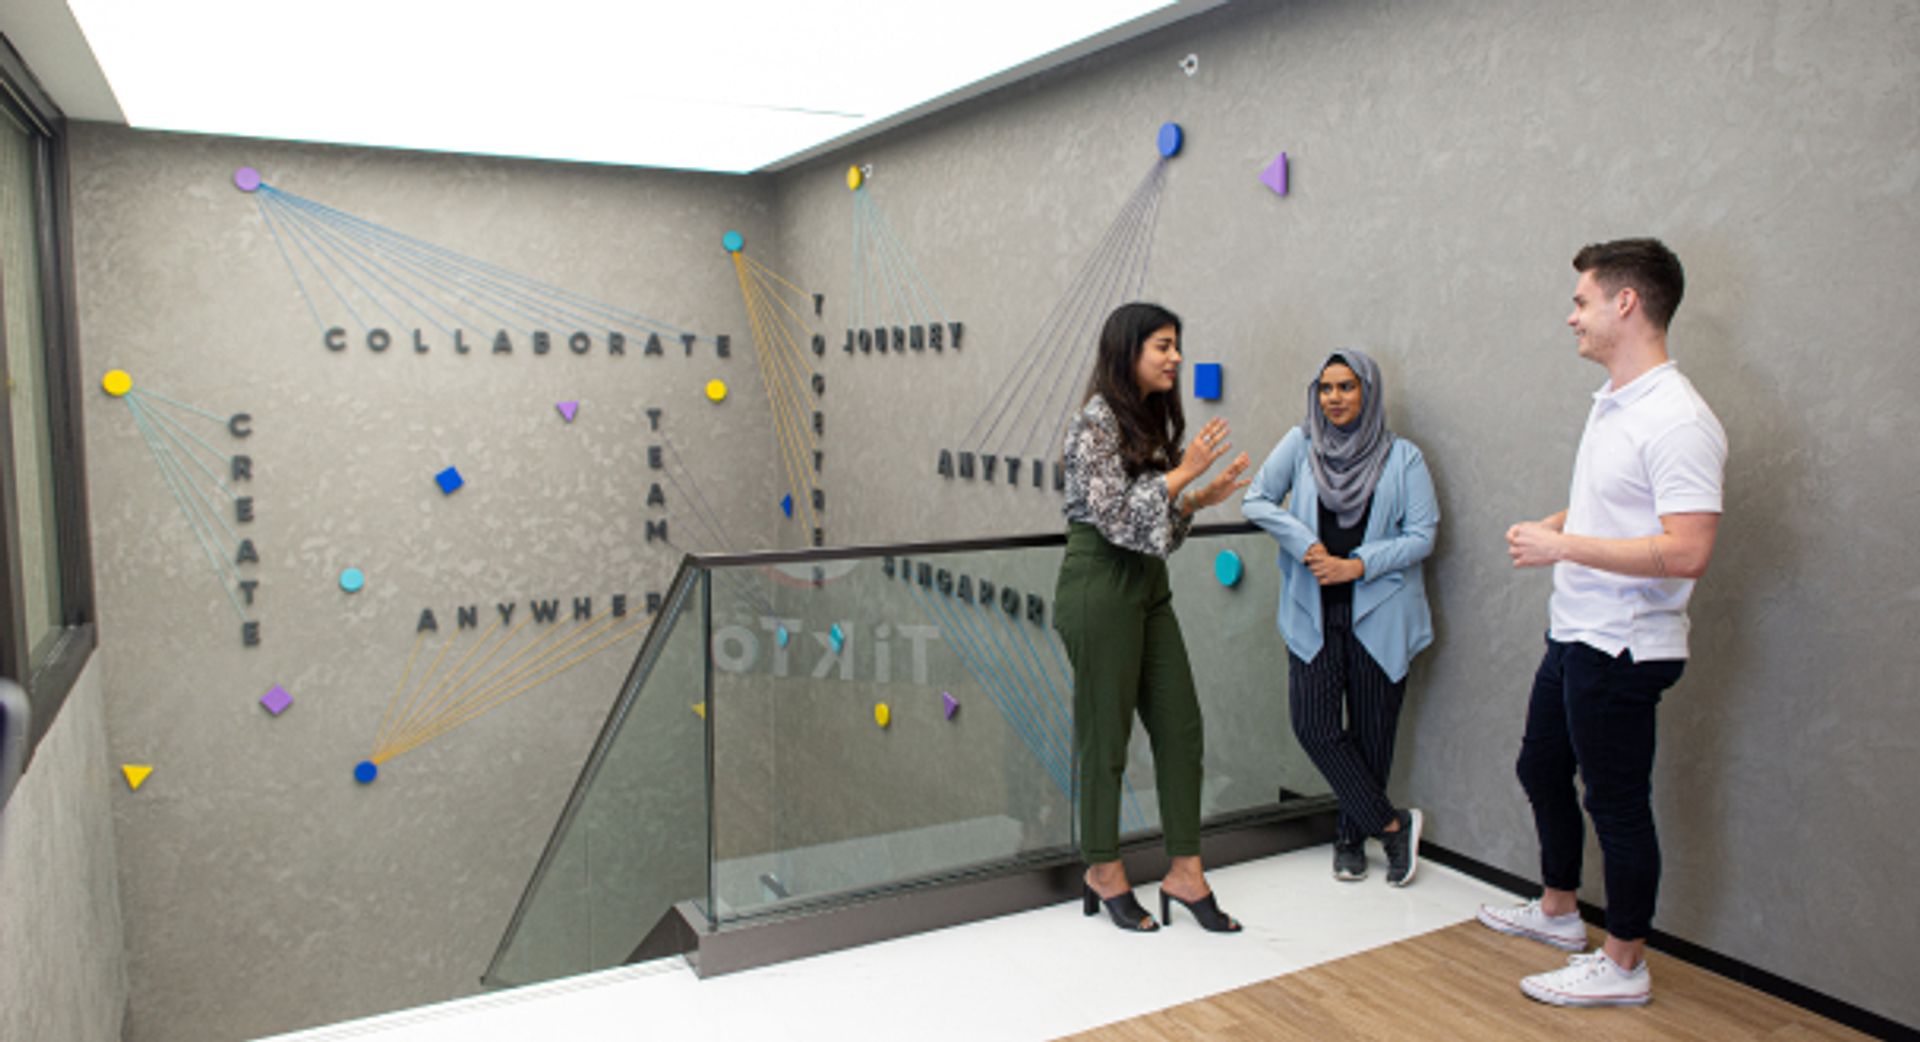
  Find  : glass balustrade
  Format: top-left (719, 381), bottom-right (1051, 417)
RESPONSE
top-left (486, 525), bottom-right (1332, 988)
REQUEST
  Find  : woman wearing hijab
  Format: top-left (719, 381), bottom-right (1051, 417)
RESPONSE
top-left (1242, 350), bottom-right (1439, 886)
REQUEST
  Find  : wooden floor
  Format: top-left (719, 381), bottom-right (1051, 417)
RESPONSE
top-left (1063, 921), bottom-right (1873, 1041)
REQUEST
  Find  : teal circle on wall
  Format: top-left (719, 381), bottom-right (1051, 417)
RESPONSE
top-left (1214, 549), bottom-right (1243, 587)
top-left (722, 230), bottom-right (745, 253)
top-left (340, 567), bottom-right (366, 593)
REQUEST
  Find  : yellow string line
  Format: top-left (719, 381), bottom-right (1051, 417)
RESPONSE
top-left (381, 610), bottom-right (565, 755)
top-left (740, 252), bottom-right (809, 299)
top-left (377, 616), bottom-right (508, 758)
top-left (382, 612), bottom-right (651, 761)
top-left (753, 281), bottom-right (821, 433)
top-left (741, 265), bottom-right (823, 469)
top-left (735, 257), bottom-right (822, 534)
top-left (736, 255), bottom-right (825, 427)
top-left (370, 628), bottom-right (429, 756)
top-left (378, 621), bottom-right (467, 754)
top-left (740, 259), bottom-right (818, 399)
top-left (744, 273), bottom-right (819, 460)
top-left (385, 614), bottom-right (641, 763)
top-left (386, 607), bottom-right (627, 754)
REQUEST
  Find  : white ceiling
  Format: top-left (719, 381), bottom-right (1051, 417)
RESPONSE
top-left (3, 1), bottom-right (1222, 173)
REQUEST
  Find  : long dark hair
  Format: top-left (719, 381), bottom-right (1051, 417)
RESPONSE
top-left (1083, 302), bottom-right (1186, 478)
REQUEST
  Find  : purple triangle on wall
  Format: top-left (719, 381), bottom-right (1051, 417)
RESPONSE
top-left (556, 401), bottom-right (579, 422)
top-left (1261, 152), bottom-right (1289, 196)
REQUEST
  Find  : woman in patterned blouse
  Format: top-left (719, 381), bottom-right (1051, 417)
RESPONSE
top-left (1055, 302), bottom-right (1251, 933)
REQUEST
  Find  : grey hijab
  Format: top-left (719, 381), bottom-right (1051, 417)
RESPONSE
top-left (1306, 348), bottom-right (1394, 529)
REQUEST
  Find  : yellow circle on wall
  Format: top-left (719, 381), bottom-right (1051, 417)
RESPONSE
top-left (102, 369), bottom-right (133, 397)
top-left (874, 702), bottom-right (891, 728)
top-left (846, 165), bottom-right (864, 191)
top-left (705, 379), bottom-right (728, 403)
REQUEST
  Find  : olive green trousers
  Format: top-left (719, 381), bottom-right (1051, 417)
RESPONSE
top-left (1053, 523), bottom-right (1204, 863)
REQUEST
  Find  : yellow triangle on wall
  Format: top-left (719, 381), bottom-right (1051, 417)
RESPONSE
top-left (121, 764), bottom-right (153, 791)
top-left (690, 703), bottom-right (706, 719)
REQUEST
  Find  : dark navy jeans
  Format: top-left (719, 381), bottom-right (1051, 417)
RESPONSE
top-left (1516, 636), bottom-right (1684, 942)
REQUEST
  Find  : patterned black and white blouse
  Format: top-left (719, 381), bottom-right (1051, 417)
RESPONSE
top-left (1062, 395), bottom-right (1192, 558)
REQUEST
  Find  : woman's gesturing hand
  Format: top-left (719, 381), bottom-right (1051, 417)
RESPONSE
top-left (1186, 451), bottom-right (1252, 512)
top-left (1176, 418), bottom-right (1234, 484)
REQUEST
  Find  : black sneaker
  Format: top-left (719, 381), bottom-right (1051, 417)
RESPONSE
top-left (1333, 839), bottom-right (1367, 882)
top-left (1382, 808), bottom-right (1423, 887)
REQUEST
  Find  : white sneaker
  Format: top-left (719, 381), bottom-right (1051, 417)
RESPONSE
top-left (1476, 899), bottom-right (1587, 951)
top-left (1520, 951), bottom-right (1651, 1007)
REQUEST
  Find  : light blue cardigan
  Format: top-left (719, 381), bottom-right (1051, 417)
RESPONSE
top-left (1240, 427), bottom-right (1439, 682)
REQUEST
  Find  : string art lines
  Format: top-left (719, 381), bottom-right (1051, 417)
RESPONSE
top-left (907, 580), bottom-right (1146, 831)
top-left (945, 125), bottom-right (1181, 489)
top-left (365, 601), bottom-right (652, 775)
top-left (845, 164), bottom-right (958, 357)
top-left (723, 232), bottom-right (826, 545)
top-left (237, 169), bottom-right (710, 355)
top-left (100, 370), bottom-right (260, 633)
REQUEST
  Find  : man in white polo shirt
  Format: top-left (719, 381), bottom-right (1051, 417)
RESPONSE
top-left (1478, 238), bottom-right (1727, 1007)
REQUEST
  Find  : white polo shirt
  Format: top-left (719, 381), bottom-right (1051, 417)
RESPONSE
top-left (1550, 362), bottom-right (1726, 661)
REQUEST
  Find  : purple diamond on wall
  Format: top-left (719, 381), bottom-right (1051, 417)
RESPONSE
top-left (261, 684), bottom-right (293, 716)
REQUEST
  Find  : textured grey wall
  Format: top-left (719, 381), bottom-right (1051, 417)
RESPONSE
top-left (771, 0), bottom-right (1919, 1027)
top-left (69, 124), bottom-right (778, 1040)
top-left (0, 659), bottom-right (128, 1042)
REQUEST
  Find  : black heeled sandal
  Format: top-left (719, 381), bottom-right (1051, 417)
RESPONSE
top-left (1160, 889), bottom-right (1243, 932)
top-left (1083, 884), bottom-right (1159, 932)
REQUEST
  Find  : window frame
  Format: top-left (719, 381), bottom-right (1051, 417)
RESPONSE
top-left (0, 32), bottom-right (98, 772)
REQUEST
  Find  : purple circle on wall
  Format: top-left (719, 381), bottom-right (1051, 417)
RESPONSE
top-left (233, 167), bottom-right (262, 192)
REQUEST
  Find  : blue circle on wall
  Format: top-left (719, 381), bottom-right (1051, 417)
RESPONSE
top-left (354, 760), bottom-right (379, 784)
top-left (722, 230), bottom-right (745, 253)
top-left (1214, 550), bottom-right (1243, 587)
top-left (340, 567), bottom-right (365, 593)
top-left (1157, 122), bottom-right (1184, 158)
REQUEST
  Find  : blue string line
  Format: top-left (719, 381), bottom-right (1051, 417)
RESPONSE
top-left (264, 186), bottom-right (701, 344)
top-left (911, 585), bottom-right (1073, 798)
top-left (851, 191), bottom-right (866, 332)
top-left (970, 602), bottom-right (1075, 796)
top-left (263, 197), bottom-right (460, 338)
top-left (925, 585), bottom-right (1074, 798)
top-left (259, 194), bottom-right (370, 332)
top-left (256, 195), bottom-right (329, 334)
top-left (962, 160), bottom-right (1165, 448)
top-left (271, 194), bottom-right (535, 339)
top-left (128, 386), bottom-right (230, 426)
top-left (127, 398), bottom-right (242, 548)
top-left (861, 194), bottom-right (914, 330)
top-left (275, 190), bottom-right (586, 339)
top-left (124, 400), bottom-right (248, 621)
top-left (127, 394), bottom-right (237, 500)
top-left (265, 196), bottom-right (414, 332)
top-left (865, 190), bottom-right (949, 327)
top-left (996, 607), bottom-right (1146, 832)
top-left (284, 192), bottom-right (605, 340)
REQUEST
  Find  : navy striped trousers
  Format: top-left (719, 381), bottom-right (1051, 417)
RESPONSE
top-left (1287, 602), bottom-right (1407, 843)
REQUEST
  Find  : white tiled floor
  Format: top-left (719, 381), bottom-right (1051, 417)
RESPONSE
top-left (264, 845), bottom-right (1518, 1042)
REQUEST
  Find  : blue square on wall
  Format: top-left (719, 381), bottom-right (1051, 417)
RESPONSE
top-left (434, 466), bottom-right (465, 495)
top-left (1193, 363), bottom-right (1223, 401)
